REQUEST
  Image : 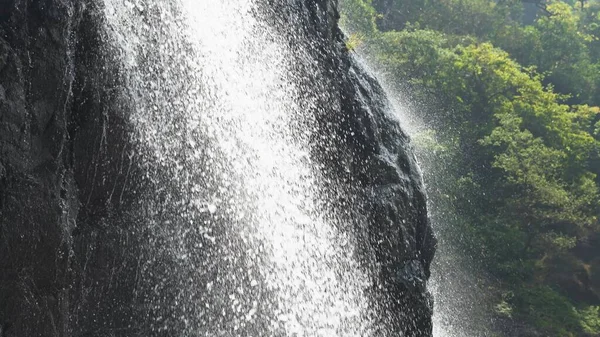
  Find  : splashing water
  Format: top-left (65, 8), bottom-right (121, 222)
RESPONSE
top-left (345, 60), bottom-right (493, 337)
top-left (101, 0), bottom-right (373, 335)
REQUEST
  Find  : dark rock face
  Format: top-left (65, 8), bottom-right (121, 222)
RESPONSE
top-left (0, 0), bottom-right (436, 336)
top-left (0, 1), bottom-right (81, 335)
top-left (264, 1), bottom-right (436, 335)
top-left (1, 1), bottom-right (146, 335)
top-left (337, 34), bottom-right (435, 337)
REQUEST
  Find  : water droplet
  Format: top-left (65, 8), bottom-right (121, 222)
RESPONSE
top-left (207, 204), bottom-right (217, 214)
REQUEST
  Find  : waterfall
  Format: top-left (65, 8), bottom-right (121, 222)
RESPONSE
top-left (100, 0), bottom-right (372, 335)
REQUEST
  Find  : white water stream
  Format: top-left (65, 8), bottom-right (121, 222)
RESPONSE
top-left (101, 1), bottom-right (373, 335)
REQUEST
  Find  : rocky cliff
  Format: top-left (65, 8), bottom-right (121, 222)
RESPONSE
top-left (265, 1), bottom-right (436, 334)
top-left (0, 1), bottom-right (147, 335)
top-left (0, 0), bottom-right (435, 336)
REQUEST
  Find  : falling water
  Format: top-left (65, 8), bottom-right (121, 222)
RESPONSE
top-left (100, 0), bottom-right (373, 335)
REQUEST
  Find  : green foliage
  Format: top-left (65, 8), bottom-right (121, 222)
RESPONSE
top-left (512, 286), bottom-right (582, 336)
top-left (340, 0), bottom-right (600, 335)
top-left (580, 2), bottom-right (600, 60)
top-left (339, 0), bottom-right (378, 35)
top-left (345, 32), bottom-right (365, 51)
top-left (510, 287), bottom-right (600, 336)
top-left (534, 3), bottom-right (596, 104)
top-left (495, 295), bottom-right (514, 318)
top-left (579, 305), bottom-right (600, 335)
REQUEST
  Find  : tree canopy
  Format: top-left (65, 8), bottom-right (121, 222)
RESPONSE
top-left (340, 0), bottom-right (600, 335)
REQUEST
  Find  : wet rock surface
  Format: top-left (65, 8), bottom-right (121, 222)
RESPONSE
top-left (0, 1), bottom-right (146, 335)
top-left (265, 1), bottom-right (436, 335)
top-left (0, 0), bottom-right (436, 336)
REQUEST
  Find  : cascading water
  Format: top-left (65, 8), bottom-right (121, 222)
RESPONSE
top-left (0, 0), bottom-right (438, 335)
top-left (101, 0), bottom-right (373, 335)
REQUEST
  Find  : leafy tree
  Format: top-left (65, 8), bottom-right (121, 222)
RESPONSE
top-left (340, 0), bottom-right (600, 335)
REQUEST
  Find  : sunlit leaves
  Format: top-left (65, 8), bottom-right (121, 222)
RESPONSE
top-left (340, 0), bottom-right (600, 334)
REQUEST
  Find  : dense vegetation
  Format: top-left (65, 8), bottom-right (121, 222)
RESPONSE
top-left (339, 0), bottom-right (600, 335)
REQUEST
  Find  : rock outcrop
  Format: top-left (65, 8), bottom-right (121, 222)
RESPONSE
top-left (263, 1), bottom-right (436, 335)
top-left (1, 1), bottom-right (146, 335)
top-left (0, 0), bottom-right (435, 336)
